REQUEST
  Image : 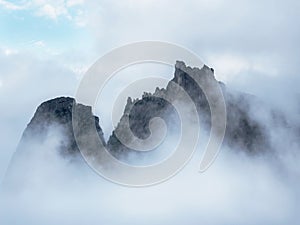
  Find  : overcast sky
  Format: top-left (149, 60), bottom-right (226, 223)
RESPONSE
top-left (0, 0), bottom-right (299, 181)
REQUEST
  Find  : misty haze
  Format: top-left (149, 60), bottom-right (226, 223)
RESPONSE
top-left (0, 1), bottom-right (300, 225)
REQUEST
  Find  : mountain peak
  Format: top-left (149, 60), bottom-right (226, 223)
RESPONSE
top-left (175, 60), bottom-right (215, 79)
top-left (6, 61), bottom-right (270, 186)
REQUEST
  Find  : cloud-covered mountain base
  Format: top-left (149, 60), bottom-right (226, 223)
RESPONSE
top-left (0, 121), bottom-right (299, 225)
top-left (1, 62), bottom-right (299, 225)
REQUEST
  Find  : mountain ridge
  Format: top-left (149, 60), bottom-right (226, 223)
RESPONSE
top-left (5, 61), bottom-right (273, 186)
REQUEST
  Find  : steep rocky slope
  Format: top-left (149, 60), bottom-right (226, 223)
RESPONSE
top-left (5, 61), bottom-right (273, 184)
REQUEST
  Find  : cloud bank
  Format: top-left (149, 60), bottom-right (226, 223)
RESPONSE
top-left (0, 0), bottom-right (299, 224)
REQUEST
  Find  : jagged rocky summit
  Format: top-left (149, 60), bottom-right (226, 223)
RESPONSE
top-left (6, 61), bottom-right (271, 183)
top-left (18, 97), bottom-right (106, 156)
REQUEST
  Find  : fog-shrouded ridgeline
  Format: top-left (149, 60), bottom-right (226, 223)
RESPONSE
top-left (4, 61), bottom-right (293, 186)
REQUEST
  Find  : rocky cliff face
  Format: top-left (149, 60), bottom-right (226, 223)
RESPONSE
top-left (18, 97), bottom-right (106, 157)
top-left (108, 61), bottom-right (269, 158)
top-left (6, 61), bottom-right (272, 182)
top-left (4, 97), bottom-right (105, 187)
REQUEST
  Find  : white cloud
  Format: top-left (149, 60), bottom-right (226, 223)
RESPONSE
top-left (0, 47), bottom-right (19, 56)
top-left (38, 4), bottom-right (58, 19)
top-left (0, 0), bottom-right (87, 26)
top-left (66, 0), bottom-right (85, 7)
top-left (0, 0), bottom-right (26, 10)
top-left (0, 48), bottom-right (79, 180)
top-left (4, 48), bottom-right (18, 56)
top-left (206, 54), bottom-right (251, 82)
top-left (73, 9), bottom-right (87, 27)
top-left (31, 0), bottom-right (87, 24)
top-left (1, 136), bottom-right (299, 225)
top-left (205, 53), bottom-right (280, 82)
top-left (82, 0), bottom-right (300, 82)
top-left (36, 3), bottom-right (69, 20)
top-left (34, 40), bottom-right (46, 47)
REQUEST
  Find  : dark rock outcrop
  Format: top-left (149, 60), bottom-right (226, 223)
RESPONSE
top-left (19, 97), bottom-right (105, 157)
top-left (4, 97), bottom-right (106, 187)
top-left (6, 61), bottom-right (272, 183)
top-left (107, 61), bottom-right (269, 157)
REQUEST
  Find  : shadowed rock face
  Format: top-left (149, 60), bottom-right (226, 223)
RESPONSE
top-left (7, 61), bottom-right (272, 180)
top-left (4, 97), bottom-right (106, 187)
top-left (107, 61), bottom-right (269, 157)
top-left (19, 97), bottom-right (106, 157)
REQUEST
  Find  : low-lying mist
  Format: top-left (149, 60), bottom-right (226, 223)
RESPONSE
top-left (1, 89), bottom-right (299, 225)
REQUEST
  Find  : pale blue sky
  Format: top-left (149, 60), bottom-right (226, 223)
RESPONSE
top-left (0, 0), bottom-right (93, 56)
